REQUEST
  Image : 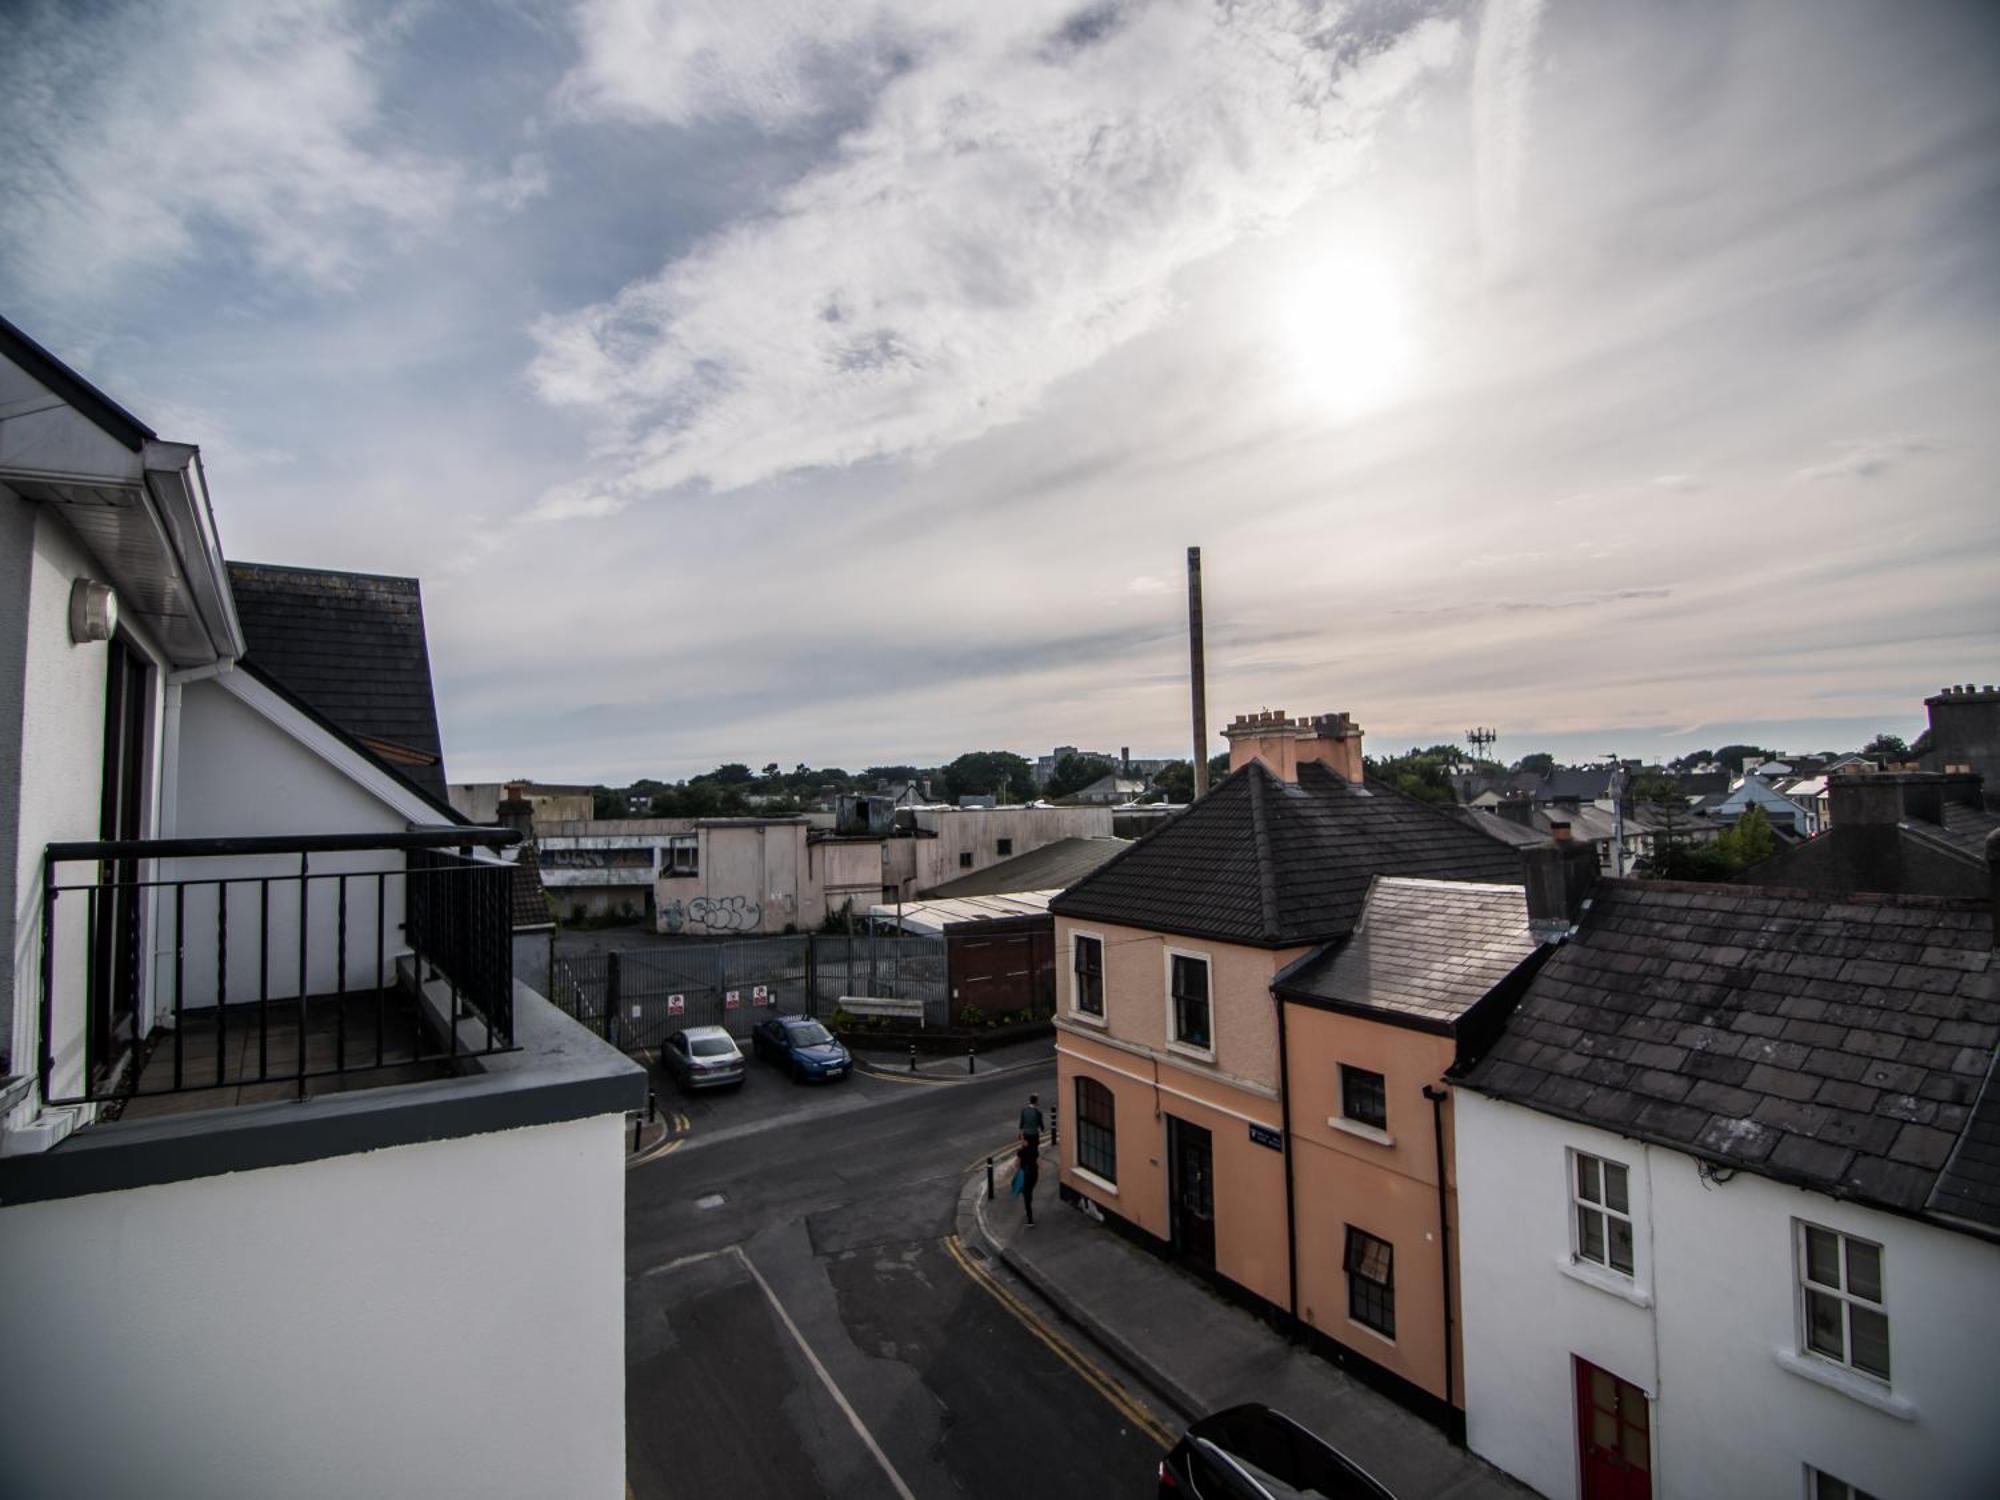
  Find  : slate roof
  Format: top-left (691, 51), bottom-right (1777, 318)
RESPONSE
top-left (1274, 878), bottom-right (1537, 1032)
top-left (1051, 760), bottom-right (1525, 947)
top-left (1934, 801), bottom-right (2000, 863)
top-left (227, 562), bottom-right (451, 803)
top-left (923, 836), bottom-right (1130, 898)
top-left (1456, 807), bottom-right (1551, 849)
top-left (1461, 880), bottom-right (2000, 1238)
top-left (510, 845), bottom-right (554, 932)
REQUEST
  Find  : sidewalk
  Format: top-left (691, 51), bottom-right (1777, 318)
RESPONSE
top-left (850, 1033), bottom-right (1054, 1082)
top-left (960, 1174), bottom-right (1535, 1500)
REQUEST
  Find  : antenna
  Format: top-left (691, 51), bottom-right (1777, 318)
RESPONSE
top-left (1466, 726), bottom-right (1498, 761)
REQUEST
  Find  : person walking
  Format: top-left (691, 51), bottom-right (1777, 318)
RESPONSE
top-left (1015, 1130), bottom-right (1041, 1226)
top-left (1019, 1092), bottom-right (1044, 1139)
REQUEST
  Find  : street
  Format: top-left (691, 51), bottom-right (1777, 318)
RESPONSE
top-left (625, 1053), bottom-right (1173, 1498)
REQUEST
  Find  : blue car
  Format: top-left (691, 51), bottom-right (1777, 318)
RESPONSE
top-left (751, 1014), bottom-right (852, 1083)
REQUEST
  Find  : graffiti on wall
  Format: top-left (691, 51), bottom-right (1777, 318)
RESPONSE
top-left (660, 894), bottom-right (764, 934)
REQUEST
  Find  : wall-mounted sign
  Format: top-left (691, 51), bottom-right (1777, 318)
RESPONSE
top-left (667, 994), bottom-right (685, 1015)
top-left (1248, 1123), bottom-right (1283, 1152)
top-left (630, 1005), bottom-right (642, 1020)
top-left (725, 990), bottom-right (741, 1009)
top-left (752, 985), bottom-right (770, 1005)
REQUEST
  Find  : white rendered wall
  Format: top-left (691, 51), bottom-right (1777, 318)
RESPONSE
top-left (161, 676), bottom-right (413, 1007)
top-left (1457, 1091), bottom-right (1659, 1500)
top-left (1456, 1090), bottom-right (2000, 1500)
top-left (10, 509), bottom-right (166, 1104)
top-left (0, 1112), bottom-right (627, 1500)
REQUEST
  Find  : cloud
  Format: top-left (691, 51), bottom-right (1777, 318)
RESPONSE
top-left (1650, 473), bottom-right (1701, 492)
top-left (1791, 436), bottom-right (1933, 483)
top-left (0, 0), bottom-right (464, 297)
top-left (1470, 0), bottom-right (1547, 274)
top-left (1126, 575), bottom-right (1169, 596)
top-left (531, 1), bottom-right (1463, 497)
top-left (523, 479), bottom-right (629, 523)
top-left (474, 153), bottom-right (552, 213)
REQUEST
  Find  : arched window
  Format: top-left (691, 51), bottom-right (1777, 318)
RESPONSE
top-left (1074, 1076), bottom-right (1117, 1184)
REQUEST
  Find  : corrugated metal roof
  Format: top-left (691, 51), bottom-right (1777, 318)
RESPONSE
top-left (867, 891), bottom-right (1058, 934)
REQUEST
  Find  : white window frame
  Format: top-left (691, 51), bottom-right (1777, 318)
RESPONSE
top-left (1161, 947), bottom-right (1214, 1062)
top-left (1795, 1220), bottom-right (1890, 1385)
top-left (1068, 930), bottom-right (1107, 1027)
top-left (1569, 1150), bottom-right (1636, 1278)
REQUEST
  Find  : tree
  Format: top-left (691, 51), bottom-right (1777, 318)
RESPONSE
top-left (1045, 752), bottom-right (1116, 800)
top-left (707, 763), bottom-right (755, 785)
top-left (1514, 752), bottom-right (1556, 775)
top-left (591, 786), bottom-right (625, 819)
top-left (940, 750), bottom-right (1035, 804)
top-left (1713, 744), bottom-right (1776, 774)
top-left (1363, 747), bottom-right (1457, 807)
top-left (1718, 803), bottom-right (1777, 870)
top-left (861, 765), bottom-right (920, 785)
top-left (1152, 761), bottom-right (1195, 803)
top-left (1861, 733), bottom-right (1910, 760)
top-left (1208, 752), bottom-right (1230, 785)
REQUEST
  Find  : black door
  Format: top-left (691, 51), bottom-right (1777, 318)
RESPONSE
top-left (91, 636), bottom-right (147, 1079)
top-left (1167, 1115), bottom-right (1216, 1271)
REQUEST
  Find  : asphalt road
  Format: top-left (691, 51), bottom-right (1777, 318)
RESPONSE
top-left (626, 1056), bottom-right (1172, 1499)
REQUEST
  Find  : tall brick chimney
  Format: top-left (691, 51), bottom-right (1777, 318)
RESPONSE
top-left (1222, 709), bottom-right (1365, 783)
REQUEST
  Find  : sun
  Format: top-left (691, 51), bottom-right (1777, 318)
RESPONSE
top-left (1273, 253), bottom-right (1418, 421)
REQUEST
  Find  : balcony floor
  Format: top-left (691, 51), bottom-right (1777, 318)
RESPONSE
top-left (113, 990), bottom-right (452, 1121)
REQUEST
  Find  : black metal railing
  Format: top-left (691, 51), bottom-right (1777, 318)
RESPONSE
top-left (38, 827), bottom-right (520, 1108)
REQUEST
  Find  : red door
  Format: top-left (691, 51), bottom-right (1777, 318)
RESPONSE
top-left (1575, 1357), bottom-right (1651, 1500)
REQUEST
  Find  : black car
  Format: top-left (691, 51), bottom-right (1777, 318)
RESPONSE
top-left (749, 1014), bottom-right (852, 1082)
top-left (1158, 1405), bottom-right (1397, 1500)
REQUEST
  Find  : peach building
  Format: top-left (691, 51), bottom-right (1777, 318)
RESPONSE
top-left (1049, 708), bottom-right (1555, 1429)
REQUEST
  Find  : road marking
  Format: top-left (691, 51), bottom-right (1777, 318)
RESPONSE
top-left (627, 1111), bottom-right (694, 1170)
top-left (856, 1064), bottom-right (959, 1087)
top-left (730, 1246), bottom-right (920, 1500)
top-left (942, 1232), bottom-right (1175, 1449)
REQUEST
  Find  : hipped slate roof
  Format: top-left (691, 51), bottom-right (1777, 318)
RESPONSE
top-left (924, 836), bottom-right (1130, 898)
top-left (1462, 880), bottom-right (2000, 1238)
top-left (1051, 760), bottom-right (1524, 947)
top-left (1275, 878), bottom-right (1537, 1032)
top-left (227, 562), bottom-right (451, 804)
top-left (511, 845), bottom-right (554, 932)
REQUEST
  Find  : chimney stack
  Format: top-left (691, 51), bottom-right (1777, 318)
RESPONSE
top-left (1522, 839), bottom-right (1599, 944)
top-left (1223, 709), bottom-right (1365, 783)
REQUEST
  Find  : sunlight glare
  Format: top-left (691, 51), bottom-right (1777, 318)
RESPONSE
top-left (1275, 254), bottom-right (1418, 421)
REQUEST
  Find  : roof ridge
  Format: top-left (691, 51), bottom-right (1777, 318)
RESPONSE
top-left (1245, 761), bottom-right (1282, 944)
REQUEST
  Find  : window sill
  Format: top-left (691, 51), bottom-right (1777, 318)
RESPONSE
top-left (1327, 1117), bottom-right (1394, 1148)
top-left (1067, 1008), bottom-right (1108, 1030)
top-left (1772, 1349), bottom-right (1914, 1421)
top-left (1165, 1041), bottom-right (1216, 1065)
top-left (1070, 1166), bottom-right (1119, 1197)
top-left (1556, 1255), bottom-right (1651, 1308)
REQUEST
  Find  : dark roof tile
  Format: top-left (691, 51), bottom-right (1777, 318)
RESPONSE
top-left (1054, 760), bottom-right (1524, 947)
top-left (1464, 880), bottom-right (1999, 1238)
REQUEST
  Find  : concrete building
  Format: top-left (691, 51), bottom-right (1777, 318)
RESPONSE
top-left (656, 817), bottom-right (819, 935)
top-left (1921, 683), bottom-right (2000, 790)
top-left (0, 316), bottom-right (640, 1497)
top-left (1048, 708), bottom-right (1528, 1428)
top-left (1455, 877), bottom-right (2000, 1500)
top-left (446, 779), bottom-right (594, 827)
top-left (537, 817), bottom-right (692, 923)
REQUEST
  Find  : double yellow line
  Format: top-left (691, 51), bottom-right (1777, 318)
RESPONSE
top-left (942, 1232), bottom-right (1174, 1449)
top-left (627, 1111), bottom-right (693, 1169)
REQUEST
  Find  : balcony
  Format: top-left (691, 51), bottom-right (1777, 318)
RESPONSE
top-left (38, 828), bottom-right (520, 1114)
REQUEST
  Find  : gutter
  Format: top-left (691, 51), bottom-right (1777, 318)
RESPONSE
top-left (1276, 991), bottom-right (1301, 1335)
top-left (1422, 1083), bottom-right (1456, 1413)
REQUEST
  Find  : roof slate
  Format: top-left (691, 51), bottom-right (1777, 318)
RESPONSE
top-left (1461, 879), bottom-right (2000, 1236)
top-left (1276, 878), bottom-right (1536, 1030)
top-left (227, 562), bottom-right (450, 802)
top-left (1051, 760), bottom-right (1524, 946)
top-left (1933, 802), bottom-right (2000, 863)
top-left (924, 836), bottom-right (1130, 898)
top-left (510, 845), bottom-right (554, 931)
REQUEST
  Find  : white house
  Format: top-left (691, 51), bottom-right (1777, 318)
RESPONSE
top-left (1712, 774), bottom-right (1813, 836)
top-left (1454, 875), bottom-right (2000, 1500)
top-left (0, 315), bottom-right (642, 1498)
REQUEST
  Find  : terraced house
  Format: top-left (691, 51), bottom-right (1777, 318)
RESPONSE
top-left (1455, 873), bottom-right (2000, 1500)
top-left (1049, 708), bottom-right (1535, 1427)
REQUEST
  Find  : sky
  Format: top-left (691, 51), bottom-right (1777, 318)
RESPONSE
top-left (3, 0), bottom-right (1996, 782)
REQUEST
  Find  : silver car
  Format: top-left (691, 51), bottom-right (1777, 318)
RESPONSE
top-left (661, 1026), bottom-right (746, 1090)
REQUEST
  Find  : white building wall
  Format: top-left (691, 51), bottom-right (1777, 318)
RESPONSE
top-left (11, 509), bottom-right (168, 1104)
top-left (0, 1112), bottom-right (627, 1500)
top-left (1457, 1089), bottom-right (2000, 1500)
top-left (158, 675), bottom-right (415, 1008)
top-left (908, 805), bottom-right (1113, 893)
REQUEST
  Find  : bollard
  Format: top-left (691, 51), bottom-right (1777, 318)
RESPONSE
top-left (986, 1155), bottom-right (995, 1200)
top-left (967, 1044), bottom-right (976, 1075)
top-left (1050, 1100), bottom-right (1059, 1149)
top-left (909, 1042), bottom-right (917, 1072)
top-left (648, 1088), bottom-right (657, 1124)
top-left (632, 1114), bottom-right (642, 1152)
